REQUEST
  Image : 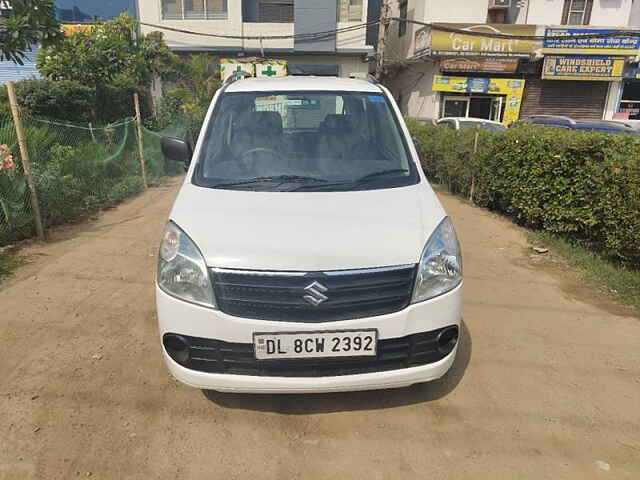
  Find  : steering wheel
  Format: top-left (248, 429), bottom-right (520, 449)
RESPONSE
top-left (240, 147), bottom-right (280, 164)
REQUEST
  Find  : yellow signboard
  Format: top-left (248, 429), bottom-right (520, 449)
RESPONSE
top-left (432, 23), bottom-right (539, 58)
top-left (61, 24), bottom-right (95, 36)
top-left (432, 75), bottom-right (526, 125)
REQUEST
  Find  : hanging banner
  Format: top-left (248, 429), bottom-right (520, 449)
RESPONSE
top-left (542, 55), bottom-right (625, 81)
top-left (432, 75), bottom-right (525, 125)
top-left (255, 60), bottom-right (287, 78)
top-left (220, 59), bottom-right (256, 81)
top-left (414, 26), bottom-right (430, 56)
top-left (431, 23), bottom-right (539, 58)
top-left (220, 59), bottom-right (288, 81)
top-left (440, 57), bottom-right (519, 73)
top-left (543, 28), bottom-right (640, 55)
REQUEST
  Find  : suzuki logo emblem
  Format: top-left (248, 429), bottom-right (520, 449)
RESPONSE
top-left (303, 281), bottom-right (328, 306)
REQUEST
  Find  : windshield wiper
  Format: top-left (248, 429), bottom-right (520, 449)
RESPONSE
top-left (291, 169), bottom-right (410, 192)
top-left (212, 175), bottom-right (327, 188)
top-left (354, 169), bottom-right (409, 183)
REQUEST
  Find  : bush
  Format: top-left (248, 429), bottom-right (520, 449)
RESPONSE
top-left (409, 121), bottom-right (640, 266)
top-left (0, 77), bottom-right (151, 125)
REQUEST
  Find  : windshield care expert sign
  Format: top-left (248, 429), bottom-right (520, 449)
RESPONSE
top-left (542, 55), bottom-right (625, 81)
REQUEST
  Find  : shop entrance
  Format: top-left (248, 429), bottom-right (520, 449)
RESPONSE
top-left (617, 81), bottom-right (640, 120)
top-left (442, 95), bottom-right (504, 122)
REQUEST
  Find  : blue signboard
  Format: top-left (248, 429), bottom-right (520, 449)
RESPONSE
top-left (467, 78), bottom-right (490, 93)
top-left (544, 28), bottom-right (640, 53)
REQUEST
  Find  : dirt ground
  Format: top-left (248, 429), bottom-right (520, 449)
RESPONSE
top-left (1, 178), bottom-right (639, 480)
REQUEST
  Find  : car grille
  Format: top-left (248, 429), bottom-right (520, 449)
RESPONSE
top-left (210, 265), bottom-right (417, 322)
top-left (164, 327), bottom-right (457, 377)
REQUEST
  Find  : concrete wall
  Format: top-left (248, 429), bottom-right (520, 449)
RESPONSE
top-left (385, 60), bottom-right (440, 120)
top-left (523, 0), bottom-right (633, 26)
top-left (386, 0), bottom-right (491, 61)
top-left (630, 0), bottom-right (640, 25)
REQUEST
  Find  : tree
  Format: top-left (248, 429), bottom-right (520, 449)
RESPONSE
top-left (37, 14), bottom-right (179, 89)
top-left (0, 0), bottom-right (62, 64)
top-left (167, 54), bottom-right (221, 137)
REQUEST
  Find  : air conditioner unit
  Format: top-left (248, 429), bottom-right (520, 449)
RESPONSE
top-left (489, 0), bottom-right (512, 8)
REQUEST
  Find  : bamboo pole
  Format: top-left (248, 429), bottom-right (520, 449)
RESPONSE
top-left (133, 92), bottom-right (148, 189)
top-left (6, 82), bottom-right (45, 240)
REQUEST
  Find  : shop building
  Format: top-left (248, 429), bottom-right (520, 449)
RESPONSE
top-left (384, 0), bottom-right (640, 124)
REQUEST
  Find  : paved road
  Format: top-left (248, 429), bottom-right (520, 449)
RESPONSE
top-left (1, 179), bottom-right (639, 479)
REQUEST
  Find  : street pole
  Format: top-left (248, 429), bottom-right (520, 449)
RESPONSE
top-left (133, 92), bottom-right (148, 189)
top-left (375, 0), bottom-right (389, 80)
top-left (6, 81), bottom-right (45, 240)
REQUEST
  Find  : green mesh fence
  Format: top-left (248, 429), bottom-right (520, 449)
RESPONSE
top-left (0, 114), bottom-right (186, 246)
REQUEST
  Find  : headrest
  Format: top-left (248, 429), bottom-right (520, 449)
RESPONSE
top-left (235, 111), bottom-right (283, 134)
top-left (252, 111), bottom-right (283, 134)
top-left (322, 114), bottom-right (352, 131)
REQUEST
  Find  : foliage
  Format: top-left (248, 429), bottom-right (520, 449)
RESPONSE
top-left (165, 54), bottom-right (221, 139)
top-left (37, 14), bottom-right (179, 88)
top-left (409, 121), bottom-right (640, 266)
top-left (0, 0), bottom-right (62, 64)
top-left (0, 79), bottom-right (95, 122)
top-left (0, 114), bottom-right (184, 246)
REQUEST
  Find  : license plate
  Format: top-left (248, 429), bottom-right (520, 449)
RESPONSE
top-left (253, 330), bottom-right (378, 360)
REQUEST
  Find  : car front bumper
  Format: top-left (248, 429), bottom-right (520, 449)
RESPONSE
top-left (155, 283), bottom-right (463, 394)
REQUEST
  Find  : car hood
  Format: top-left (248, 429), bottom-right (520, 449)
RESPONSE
top-left (169, 182), bottom-right (446, 271)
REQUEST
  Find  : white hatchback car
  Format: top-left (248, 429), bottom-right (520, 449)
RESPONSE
top-left (157, 75), bottom-right (463, 394)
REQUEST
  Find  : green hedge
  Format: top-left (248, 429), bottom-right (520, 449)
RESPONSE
top-left (408, 120), bottom-right (640, 266)
top-left (0, 78), bottom-right (150, 124)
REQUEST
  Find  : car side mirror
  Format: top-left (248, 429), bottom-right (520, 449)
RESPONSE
top-left (161, 137), bottom-right (193, 171)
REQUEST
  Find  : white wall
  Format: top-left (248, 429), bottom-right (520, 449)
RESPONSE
top-left (423, 0), bottom-right (490, 23)
top-left (138, 1), bottom-right (370, 52)
top-left (525, 0), bottom-right (633, 26)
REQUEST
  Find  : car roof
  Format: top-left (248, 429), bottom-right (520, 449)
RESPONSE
top-left (573, 121), bottom-right (631, 131)
top-left (225, 76), bottom-right (383, 93)
top-left (438, 117), bottom-right (502, 125)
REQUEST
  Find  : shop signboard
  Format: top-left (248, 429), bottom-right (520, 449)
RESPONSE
top-left (432, 75), bottom-right (525, 125)
top-left (440, 57), bottom-right (519, 73)
top-left (542, 55), bottom-right (625, 81)
top-left (543, 28), bottom-right (640, 55)
top-left (431, 23), bottom-right (539, 58)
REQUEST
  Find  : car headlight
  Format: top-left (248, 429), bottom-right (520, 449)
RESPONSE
top-left (412, 217), bottom-right (462, 303)
top-left (157, 221), bottom-right (216, 308)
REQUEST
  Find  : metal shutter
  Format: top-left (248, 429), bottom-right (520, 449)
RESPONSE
top-left (519, 77), bottom-right (608, 120)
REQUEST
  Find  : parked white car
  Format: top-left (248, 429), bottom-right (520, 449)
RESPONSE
top-left (157, 76), bottom-right (463, 394)
top-left (437, 117), bottom-right (506, 131)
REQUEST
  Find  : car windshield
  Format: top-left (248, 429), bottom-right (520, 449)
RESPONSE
top-left (193, 91), bottom-right (418, 191)
top-left (458, 121), bottom-right (505, 131)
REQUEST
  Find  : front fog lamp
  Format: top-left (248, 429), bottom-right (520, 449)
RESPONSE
top-left (412, 217), bottom-right (462, 303)
top-left (157, 221), bottom-right (216, 308)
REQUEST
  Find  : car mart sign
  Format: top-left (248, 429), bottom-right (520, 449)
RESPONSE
top-left (431, 23), bottom-right (539, 58)
top-left (432, 75), bottom-right (525, 125)
top-left (542, 55), bottom-right (625, 81)
top-left (543, 28), bottom-right (640, 55)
